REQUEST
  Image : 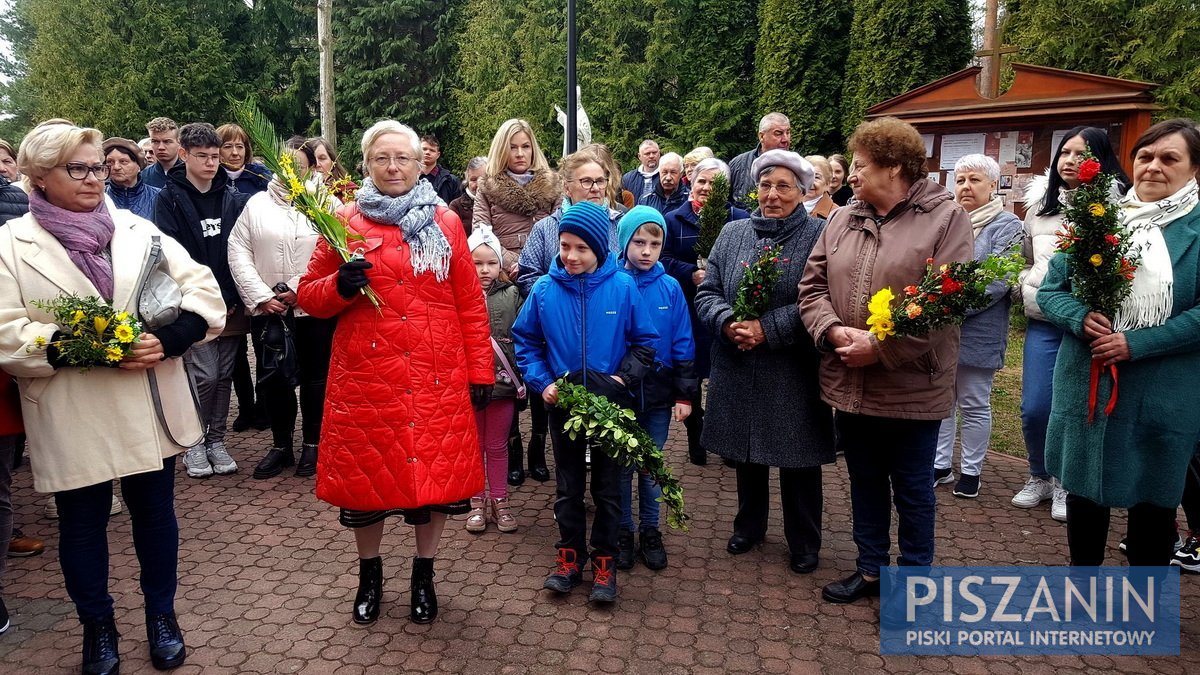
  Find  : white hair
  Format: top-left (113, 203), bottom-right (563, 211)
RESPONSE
top-left (639, 139), bottom-right (660, 152)
top-left (691, 157), bottom-right (730, 182)
top-left (954, 153), bottom-right (1001, 183)
top-left (361, 120), bottom-right (421, 160)
top-left (659, 152), bottom-right (683, 171)
top-left (138, 138), bottom-right (152, 149)
top-left (758, 112), bottom-right (791, 134)
top-left (465, 156), bottom-right (487, 172)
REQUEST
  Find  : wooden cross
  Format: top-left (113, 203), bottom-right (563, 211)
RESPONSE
top-left (976, 44), bottom-right (1019, 98)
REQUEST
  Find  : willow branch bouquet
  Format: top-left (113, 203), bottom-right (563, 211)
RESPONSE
top-left (26, 294), bottom-right (142, 369)
top-left (866, 252), bottom-right (1024, 340)
top-left (228, 97), bottom-right (381, 309)
top-left (732, 243), bottom-right (788, 321)
top-left (694, 172), bottom-right (731, 268)
top-left (553, 378), bottom-right (688, 530)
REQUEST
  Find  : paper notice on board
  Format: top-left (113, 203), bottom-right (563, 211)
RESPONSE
top-left (1050, 129), bottom-right (1072, 159)
top-left (999, 134), bottom-right (1018, 167)
top-left (921, 134), bottom-right (934, 158)
top-left (939, 133), bottom-right (986, 170)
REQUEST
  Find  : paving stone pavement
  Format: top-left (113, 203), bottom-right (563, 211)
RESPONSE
top-left (0, 413), bottom-right (1195, 674)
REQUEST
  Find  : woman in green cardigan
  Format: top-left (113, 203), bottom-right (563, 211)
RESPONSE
top-left (1039, 118), bottom-right (1200, 567)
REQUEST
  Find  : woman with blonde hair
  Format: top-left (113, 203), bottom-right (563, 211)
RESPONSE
top-left (473, 119), bottom-right (561, 274)
top-left (802, 155), bottom-right (837, 219)
top-left (581, 142), bottom-right (633, 211)
top-left (682, 147), bottom-right (714, 186)
top-left (0, 122), bottom-right (226, 673)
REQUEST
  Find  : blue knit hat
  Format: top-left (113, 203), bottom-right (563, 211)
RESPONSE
top-left (617, 205), bottom-right (667, 260)
top-left (558, 201), bottom-right (611, 267)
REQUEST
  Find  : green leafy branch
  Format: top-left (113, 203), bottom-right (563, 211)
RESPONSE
top-left (553, 378), bottom-right (689, 530)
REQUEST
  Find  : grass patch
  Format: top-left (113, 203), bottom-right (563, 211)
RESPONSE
top-left (990, 322), bottom-right (1026, 459)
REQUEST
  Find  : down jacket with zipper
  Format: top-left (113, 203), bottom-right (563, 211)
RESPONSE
top-left (516, 202), bottom-right (621, 296)
top-left (106, 180), bottom-right (161, 222)
top-left (472, 170), bottom-right (562, 269)
top-left (618, 261), bottom-right (697, 411)
top-left (512, 255), bottom-right (659, 405)
top-left (297, 202), bottom-right (493, 512)
top-left (798, 178), bottom-right (973, 421)
top-left (228, 190), bottom-right (339, 317)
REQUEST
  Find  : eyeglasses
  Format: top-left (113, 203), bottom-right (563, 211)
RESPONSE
top-left (573, 177), bottom-right (608, 189)
top-left (371, 155), bottom-right (417, 169)
top-left (58, 163), bottom-right (110, 181)
top-left (757, 181), bottom-right (797, 196)
top-left (188, 152), bottom-right (221, 165)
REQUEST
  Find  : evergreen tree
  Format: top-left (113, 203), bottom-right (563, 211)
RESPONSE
top-left (669, 0), bottom-right (761, 160)
top-left (841, 0), bottom-right (972, 138)
top-left (1003, 0), bottom-right (1200, 120)
top-left (755, 0), bottom-right (853, 154)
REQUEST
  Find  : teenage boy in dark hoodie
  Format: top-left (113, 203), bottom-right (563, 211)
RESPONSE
top-left (512, 201), bottom-right (659, 604)
top-left (154, 122), bottom-right (250, 480)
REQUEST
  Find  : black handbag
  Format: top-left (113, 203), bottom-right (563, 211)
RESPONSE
top-left (258, 310), bottom-right (300, 387)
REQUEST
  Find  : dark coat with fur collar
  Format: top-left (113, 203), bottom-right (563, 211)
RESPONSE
top-left (471, 170), bottom-right (562, 268)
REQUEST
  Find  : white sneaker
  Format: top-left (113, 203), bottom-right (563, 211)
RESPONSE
top-left (184, 445), bottom-right (214, 478)
top-left (110, 493), bottom-right (123, 515)
top-left (44, 497), bottom-right (58, 520)
top-left (1011, 476), bottom-right (1054, 508)
top-left (1051, 482), bottom-right (1068, 522)
top-left (206, 442), bottom-right (238, 475)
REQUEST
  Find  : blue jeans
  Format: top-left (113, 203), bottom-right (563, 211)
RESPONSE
top-left (1020, 319), bottom-right (1063, 479)
top-left (620, 408), bottom-right (671, 532)
top-left (837, 413), bottom-right (940, 577)
top-left (54, 457), bottom-right (179, 623)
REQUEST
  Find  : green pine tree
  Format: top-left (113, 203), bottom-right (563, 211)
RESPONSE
top-left (841, 0), bottom-right (972, 138)
top-left (755, 0), bottom-right (853, 154)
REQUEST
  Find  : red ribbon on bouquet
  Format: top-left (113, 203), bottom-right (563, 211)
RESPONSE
top-left (1086, 360), bottom-right (1119, 424)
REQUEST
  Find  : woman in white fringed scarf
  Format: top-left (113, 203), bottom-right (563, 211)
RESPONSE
top-left (298, 120), bottom-right (494, 626)
top-left (1038, 119), bottom-right (1200, 566)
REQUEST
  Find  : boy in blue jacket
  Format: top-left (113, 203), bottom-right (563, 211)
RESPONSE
top-left (615, 206), bottom-right (698, 572)
top-left (512, 201), bottom-right (659, 604)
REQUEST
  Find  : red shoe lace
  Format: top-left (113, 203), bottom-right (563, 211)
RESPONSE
top-left (592, 556), bottom-right (613, 586)
top-left (554, 549), bottom-right (578, 577)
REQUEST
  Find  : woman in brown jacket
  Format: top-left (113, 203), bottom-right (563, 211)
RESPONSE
top-left (798, 117), bottom-right (972, 605)
top-left (472, 119), bottom-right (561, 274)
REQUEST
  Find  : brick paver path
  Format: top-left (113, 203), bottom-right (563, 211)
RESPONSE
top-left (0, 417), bottom-right (1195, 673)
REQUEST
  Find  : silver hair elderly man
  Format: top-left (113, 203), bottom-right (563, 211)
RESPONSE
top-left (638, 152), bottom-right (690, 215)
top-left (728, 112), bottom-right (792, 207)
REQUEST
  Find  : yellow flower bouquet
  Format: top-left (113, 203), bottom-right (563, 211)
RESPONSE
top-left (27, 294), bottom-right (142, 370)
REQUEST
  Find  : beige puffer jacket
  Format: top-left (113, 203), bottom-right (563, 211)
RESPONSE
top-left (1018, 173), bottom-right (1065, 321)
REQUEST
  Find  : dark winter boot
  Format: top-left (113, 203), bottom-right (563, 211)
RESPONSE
top-left (616, 529), bottom-right (636, 570)
top-left (81, 616), bottom-right (120, 675)
top-left (507, 432), bottom-right (526, 486)
top-left (683, 409), bottom-right (706, 466)
top-left (146, 612), bottom-right (187, 669)
top-left (527, 432), bottom-right (550, 482)
top-left (352, 557), bottom-right (383, 625)
top-left (252, 447), bottom-right (294, 479)
top-left (410, 557), bottom-right (438, 624)
top-left (295, 443), bottom-right (318, 478)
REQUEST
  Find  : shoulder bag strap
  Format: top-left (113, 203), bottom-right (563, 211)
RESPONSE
top-left (491, 337), bottom-right (526, 399)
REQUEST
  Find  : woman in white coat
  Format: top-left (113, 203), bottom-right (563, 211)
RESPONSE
top-left (228, 174), bottom-right (339, 480)
top-left (0, 122), bottom-right (225, 675)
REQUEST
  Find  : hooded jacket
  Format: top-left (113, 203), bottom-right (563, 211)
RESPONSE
top-left (798, 178), bottom-right (973, 420)
top-left (618, 262), bottom-right (697, 410)
top-left (512, 255), bottom-right (659, 404)
top-left (484, 280), bottom-right (524, 400)
top-left (106, 179), bottom-right (161, 222)
top-left (154, 163), bottom-right (250, 308)
top-left (516, 202), bottom-right (621, 296)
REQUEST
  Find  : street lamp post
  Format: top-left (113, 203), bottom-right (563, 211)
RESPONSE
top-left (566, 0), bottom-right (577, 154)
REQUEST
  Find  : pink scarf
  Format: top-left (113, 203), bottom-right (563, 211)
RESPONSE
top-left (28, 189), bottom-right (115, 299)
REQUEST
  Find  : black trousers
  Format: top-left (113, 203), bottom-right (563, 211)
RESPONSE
top-left (1180, 453), bottom-right (1200, 533)
top-left (733, 462), bottom-right (823, 555)
top-left (250, 314), bottom-right (336, 450)
top-left (1067, 493), bottom-right (1176, 566)
top-left (548, 407), bottom-right (621, 559)
top-left (232, 333), bottom-right (259, 415)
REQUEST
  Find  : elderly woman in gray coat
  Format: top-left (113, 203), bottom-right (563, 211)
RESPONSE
top-left (933, 154), bottom-right (1022, 499)
top-left (695, 150), bottom-right (834, 575)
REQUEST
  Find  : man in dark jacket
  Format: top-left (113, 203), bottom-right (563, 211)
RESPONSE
top-left (638, 152), bottom-right (689, 215)
top-left (419, 134), bottom-right (463, 205)
top-left (727, 112), bottom-right (791, 207)
top-left (103, 137), bottom-right (159, 221)
top-left (0, 176), bottom-right (27, 226)
top-left (154, 122), bottom-right (250, 481)
top-left (621, 139), bottom-right (661, 200)
top-left (140, 116), bottom-right (184, 189)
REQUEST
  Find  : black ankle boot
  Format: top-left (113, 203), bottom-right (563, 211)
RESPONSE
top-left (527, 432), bottom-right (550, 482)
top-left (507, 433), bottom-right (526, 486)
top-left (252, 447), bottom-right (294, 479)
top-left (82, 616), bottom-right (120, 675)
top-left (146, 612), bottom-right (186, 669)
top-left (295, 443), bottom-right (318, 477)
top-left (410, 557), bottom-right (438, 624)
top-left (683, 413), bottom-right (707, 466)
top-left (352, 557), bottom-right (383, 625)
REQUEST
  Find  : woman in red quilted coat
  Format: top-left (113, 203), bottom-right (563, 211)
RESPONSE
top-left (298, 120), bottom-right (494, 626)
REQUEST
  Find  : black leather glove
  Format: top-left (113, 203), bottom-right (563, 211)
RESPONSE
top-left (336, 259), bottom-right (373, 299)
top-left (45, 331), bottom-right (69, 369)
top-left (470, 384), bottom-right (494, 409)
